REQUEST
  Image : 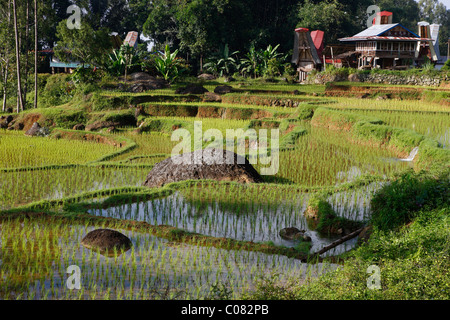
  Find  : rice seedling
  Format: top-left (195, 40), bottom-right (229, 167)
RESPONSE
top-left (0, 166), bottom-right (148, 210)
top-left (338, 109), bottom-right (450, 148)
top-left (1, 81), bottom-right (447, 301)
top-left (330, 96), bottom-right (448, 113)
top-left (0, 130), bottom-right (120, 168)
top-left (256, 124), bottom-right (409, 186)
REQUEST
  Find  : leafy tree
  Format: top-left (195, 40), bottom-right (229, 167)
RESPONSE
top-left (142, 0), bottom-right (179, 50)
top-left (297, 0), bottom-right (350, 45)
top-left (373, 0), bottom-right (420, 31)
top-left (143, 0), bottom-right (299, 71)
top-left (54, 20), bottom-right (112, 68)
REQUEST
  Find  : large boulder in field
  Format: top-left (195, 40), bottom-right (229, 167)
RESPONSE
top-left (202, 92), bottom-right (222, 102)
top-left (0, 115), bottom-right (14, 128)
top-left (126, 72), bottom-right (169, 92)
top-left (25, 122), bottom-right (49, 137)
top-left (214, 85), bottom-right (233, 95)
top-left (197, 73), bottom-right (216, 81)
top-left (143, 148), bottom-right (263, 188)
top-left (175, 84), bottom-right (209, 95)
top-left (85, 121), bottom-right (120, 131)
top-left (279, 227), bottom-right (312, 242)
top-left (81, 229), bottom-right (132, 254)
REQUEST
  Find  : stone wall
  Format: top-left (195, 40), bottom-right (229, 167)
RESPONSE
top-left (306, 71), bottom-right (448, 86)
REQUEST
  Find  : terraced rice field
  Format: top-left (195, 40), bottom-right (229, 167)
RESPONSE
top-left (1, 80), bottom-right (448, 300)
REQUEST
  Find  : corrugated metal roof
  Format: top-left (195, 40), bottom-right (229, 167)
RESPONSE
top-left (352, 24), bottom-right (398, 38)
top-left (339, 23), bottom-right (420, 42)
top-left (49, 62), bottom-right (82, 68)
top-left (339, 36), bottom-right (432, 41)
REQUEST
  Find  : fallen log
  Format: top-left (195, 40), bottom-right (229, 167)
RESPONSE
top-left (313, 227), bottom-right (365, 256)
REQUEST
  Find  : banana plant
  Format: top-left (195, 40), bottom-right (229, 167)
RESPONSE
top-left (107, 43), bottom-right (141, 81)
top-left (154, 44), bottom-right (183, 83)
top-left (239, 45), bottom-right (260, 78)
top-left (204, 44), bottom-right (239, 77)
top-left (259, 44), bottom-right (282, 71)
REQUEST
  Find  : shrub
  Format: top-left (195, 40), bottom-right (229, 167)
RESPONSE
top-left (370, 170), bottom-right (450, 231)
top-left (40, 74), bottom-right (75, 107)
top-left (441, 59), bottom-right (450, 71)
top-left (71, 67), bottom-right (101, 85)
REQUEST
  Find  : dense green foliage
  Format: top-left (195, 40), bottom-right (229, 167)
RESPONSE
top-left (371, 170), bottom-right (450, 231)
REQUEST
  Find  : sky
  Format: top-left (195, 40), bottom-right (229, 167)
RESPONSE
top-left (439, 0), bottom-right (450, 9)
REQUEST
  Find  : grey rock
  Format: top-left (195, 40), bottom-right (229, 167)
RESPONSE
top-left (81, 229), bottom-right (132, 254)
top-left (72, 124), bottom-right (85, 131)
top-left (203, 92), bottom-right (222, 102)
top-left (197, 73), bottom-right (216, 81)
top-left (279, 227), bottom-right (304, 241)
top-left (143, 148), bottom-right (263, 188)
top-left (214, 85), bottom-right (233, 95)
top-left (175, 84), bottom-right (209, 95)
top-left (24, 122), bottom-right (49, 137)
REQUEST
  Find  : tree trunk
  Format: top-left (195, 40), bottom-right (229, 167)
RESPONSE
top-left (12, 0), bottom-right (24, 113)
top-left (2, 58), bottom-right (9, 112)
top-left (200, 54), bottom-right (203, 72)
top-left (2, 59), bottom-right (9, 112)
top-left (34, 0), bottom-right (38, 108)
top-left (23, 0), bottom-right (30, 109)
top-left (2, 0), bottom-right (12, 112)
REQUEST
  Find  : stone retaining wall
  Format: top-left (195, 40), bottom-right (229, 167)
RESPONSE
top-left (306, 72), bottom-right (448, 86)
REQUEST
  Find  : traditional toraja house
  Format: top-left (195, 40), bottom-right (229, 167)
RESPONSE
top-left (338, 11), bottom-right (434, 69)
top-left (291, 28), bottom-right (323, 81)
top-left (416, 21), bottom-right (440, 65)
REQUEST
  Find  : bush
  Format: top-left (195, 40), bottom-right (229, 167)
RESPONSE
top-left (441, 59), bottom-right (450, 71)
top-left (71, 67), bottom-right (101, 85)
top-left (90, 93), bottom-right (131, 111)
top-left (40, 74), bottom-right (75, 107)
top-left (370, 170), bottom-right (450, 231)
